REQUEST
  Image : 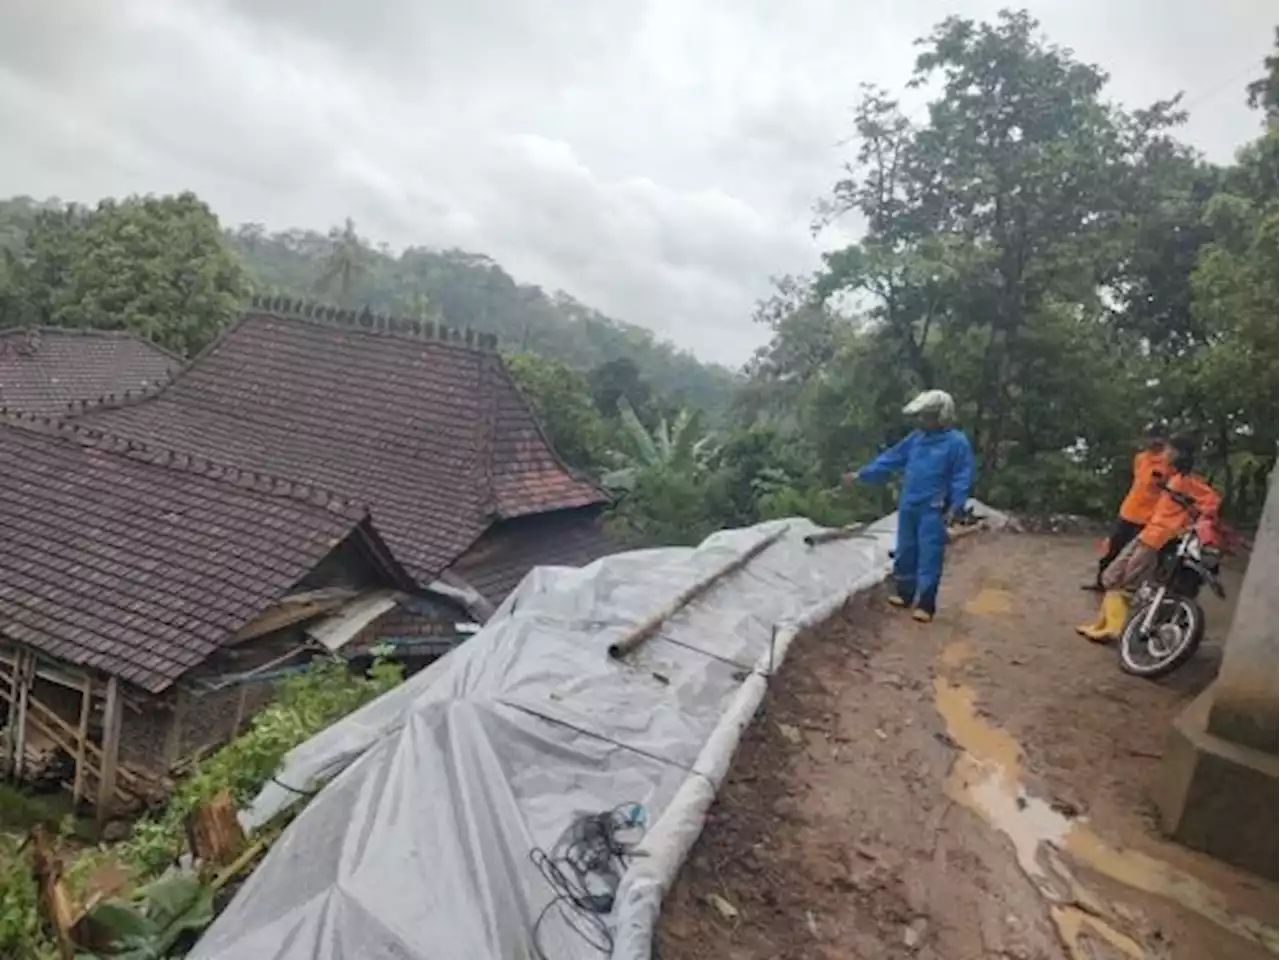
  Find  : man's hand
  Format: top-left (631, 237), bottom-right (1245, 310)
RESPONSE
top-left (841, 471), bottom-right (858, 487)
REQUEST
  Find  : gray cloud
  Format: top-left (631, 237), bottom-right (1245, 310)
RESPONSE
top-left (1, 0), bottom-right (1273, 365)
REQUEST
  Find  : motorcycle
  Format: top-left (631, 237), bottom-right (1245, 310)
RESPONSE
top-left (1118, 490), bottom-right (1226, 679)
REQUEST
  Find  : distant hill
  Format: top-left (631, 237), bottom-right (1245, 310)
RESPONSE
top-left (225, 222), bottom-right (739, 417)
top-left (0, 196), bottom-right (739, 418)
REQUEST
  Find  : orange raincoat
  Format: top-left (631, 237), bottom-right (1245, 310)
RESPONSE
top-left (1139, 473), bottom-right (1222, 550)
top-left (1118, 449), bottom-right (1171, 525)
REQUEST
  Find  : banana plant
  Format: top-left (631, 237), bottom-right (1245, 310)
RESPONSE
top-left (77, 873), bottom-right (214, 959)
top-left (602, 397), bottom-right (717, 490)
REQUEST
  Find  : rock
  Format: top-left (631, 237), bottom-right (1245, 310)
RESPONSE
top-left (903, 917), bottom-right (929, 949)
top-left (1050, 796), bottom-right (1082, 818)
top-left (100, 819), bottom-right (131, 843)
top-left (776, 723), bottom-right (804, 744)
top-left (707, 893), bottom-right (739, 921)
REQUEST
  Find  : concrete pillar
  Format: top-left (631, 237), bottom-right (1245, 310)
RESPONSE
top-left (1154, 469), bottom-right (1279, 879)
top-left (1207, 471), bottom-right (1278, 752)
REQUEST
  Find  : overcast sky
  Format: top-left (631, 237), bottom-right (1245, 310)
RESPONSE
top-left (1, 1), bottom-right (1273, 366)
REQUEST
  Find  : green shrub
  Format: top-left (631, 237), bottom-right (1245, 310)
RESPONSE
top-left (115, 657), bottom-right (403, 879)
top-left (0, 834), bottom-right (49, 959)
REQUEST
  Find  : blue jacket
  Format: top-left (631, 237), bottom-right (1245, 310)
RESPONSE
top-left (857, 428), bottom-right (974, 512)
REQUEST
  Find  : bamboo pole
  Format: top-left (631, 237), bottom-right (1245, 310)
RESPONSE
top-left (803, 523), bottom-right (876, 547)
top-left (13, 651), bottom-right (32, 780)
top-left (71, 677), bottom-right (93, 805)
top-left (95, 677), bottom-right (122, 824)
top-left (210, 830), bottom-right (277, 893)
top-left (608, 526), bottom-right (789, 660)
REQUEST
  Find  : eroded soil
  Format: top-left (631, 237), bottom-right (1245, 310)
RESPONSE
top-left (656, 532), bottom-right (1276, 960)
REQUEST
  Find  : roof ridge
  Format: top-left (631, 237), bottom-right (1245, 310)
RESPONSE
top-left (66, 315), bottom-right (249, 420)
top-left (246, 295), bottom-right (502, 352)
top-left (491, 355), bottom-right (611, 502)
top-left (60, 369), bottom-right (179, 418)
top-left (472, 354), bottom-right (502, 520)
top-left (0, 410), bottom-right (367, 519)
top-left (0, 325), bottom-right (185, 359)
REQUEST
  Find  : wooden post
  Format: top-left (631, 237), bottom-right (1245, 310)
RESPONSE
top-left (95, 677), bottom-right (122, 823)
top-left (1, 648), bottom-right (18, 771)
top-left (163, 689), bottom-right (186, 771)
top-left (13, 651), bottom-right (32, 780)
top-left (231, 685), bottom-right (249, 736)
top-left (71, 676), bottom-right (93, 805)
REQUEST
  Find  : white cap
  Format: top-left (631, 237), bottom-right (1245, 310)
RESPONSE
top-left (903, 389), bottom-right (956, 423)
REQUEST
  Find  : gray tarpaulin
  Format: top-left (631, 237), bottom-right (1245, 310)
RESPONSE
top-left (191, 509), bottom-right (995, 960)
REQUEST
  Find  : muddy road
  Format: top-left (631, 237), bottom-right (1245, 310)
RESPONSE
top-left (656, 532), bottom-right (1276, 960)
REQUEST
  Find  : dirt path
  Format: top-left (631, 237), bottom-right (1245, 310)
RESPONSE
top-left (656, 531), bottom-right (1277, 960)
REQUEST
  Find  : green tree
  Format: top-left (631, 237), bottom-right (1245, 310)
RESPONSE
top-left (587, 357), bottom-right (653, 422)
top-left (8, 193), bottom-right (245, 355)
top-left (1246, 30), bottom-right (1279, 123)
top-left (767, 9), bottom-right (1197, 513)
top-left (315, 217), bottom-right (369, 306)
top-left (504, 351), bottom-right (608, 471)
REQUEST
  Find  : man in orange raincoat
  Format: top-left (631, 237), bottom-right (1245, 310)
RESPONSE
top-left (1085, 423), bottom-right (1170, 591)
top-left (1078, 435), bottom-right (1221, 642)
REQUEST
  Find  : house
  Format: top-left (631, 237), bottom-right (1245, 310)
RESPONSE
top-left (73, 298), bottom-right (618, 613)
top-left (0, 415), bottom-right (415, 813)
top-left (0, 327), bottom-right (179, 416)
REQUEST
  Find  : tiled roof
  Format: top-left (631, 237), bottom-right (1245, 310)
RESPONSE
top-left (75, 300), bottom-right (608, 585)
top-left (0, 327), bottom-right (179, 416)
top-left (0, 416), bottom-right (404, 693)
top-left (447, 507), bottom-right (620, 607)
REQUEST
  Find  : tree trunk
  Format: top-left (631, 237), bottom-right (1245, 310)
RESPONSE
top-left (185, 789), bottom-right (247, 868)
top-left (28, 825), bottom-right (77, 960)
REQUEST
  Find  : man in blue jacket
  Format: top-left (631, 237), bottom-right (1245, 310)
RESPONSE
top-left (844, 390), bottom-right (974, 622)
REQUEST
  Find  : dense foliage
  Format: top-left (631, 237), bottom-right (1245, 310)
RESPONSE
top-left (0, 193), bottom-right (247, 357)
top-left (738, 13), bottom-right (1278, 522)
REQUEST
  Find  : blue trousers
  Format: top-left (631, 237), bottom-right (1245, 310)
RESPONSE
top-left (893, 504), bottom-right (946, 613)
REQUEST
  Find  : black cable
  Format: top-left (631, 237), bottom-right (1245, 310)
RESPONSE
top-left (529, 802), bottom-right (647, 960)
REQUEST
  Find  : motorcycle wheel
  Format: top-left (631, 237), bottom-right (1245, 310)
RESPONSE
top-left (1118, 597), bottom-right (1205, 679)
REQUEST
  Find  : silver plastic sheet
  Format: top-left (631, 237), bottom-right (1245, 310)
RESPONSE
top-left (194, 510), bottom-right (1004, 960)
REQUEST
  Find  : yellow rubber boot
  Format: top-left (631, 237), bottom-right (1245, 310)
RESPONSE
top-left (1077, 591), bottom-right (1128, 643)
top-left (1099, 590), bottom-right (1130, 641)
top-left (1076, 598), bottom-right (1109, 640)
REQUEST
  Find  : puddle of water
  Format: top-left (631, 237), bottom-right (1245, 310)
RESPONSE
top-left (932, 651), bottom-right (1279, 957)
top-left (934, 677), bottom-right (1073, 892)
top-left (963, 588), bottom-right (1014, 617)
top-left (1051, 905), bottom-right (1146, 959)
